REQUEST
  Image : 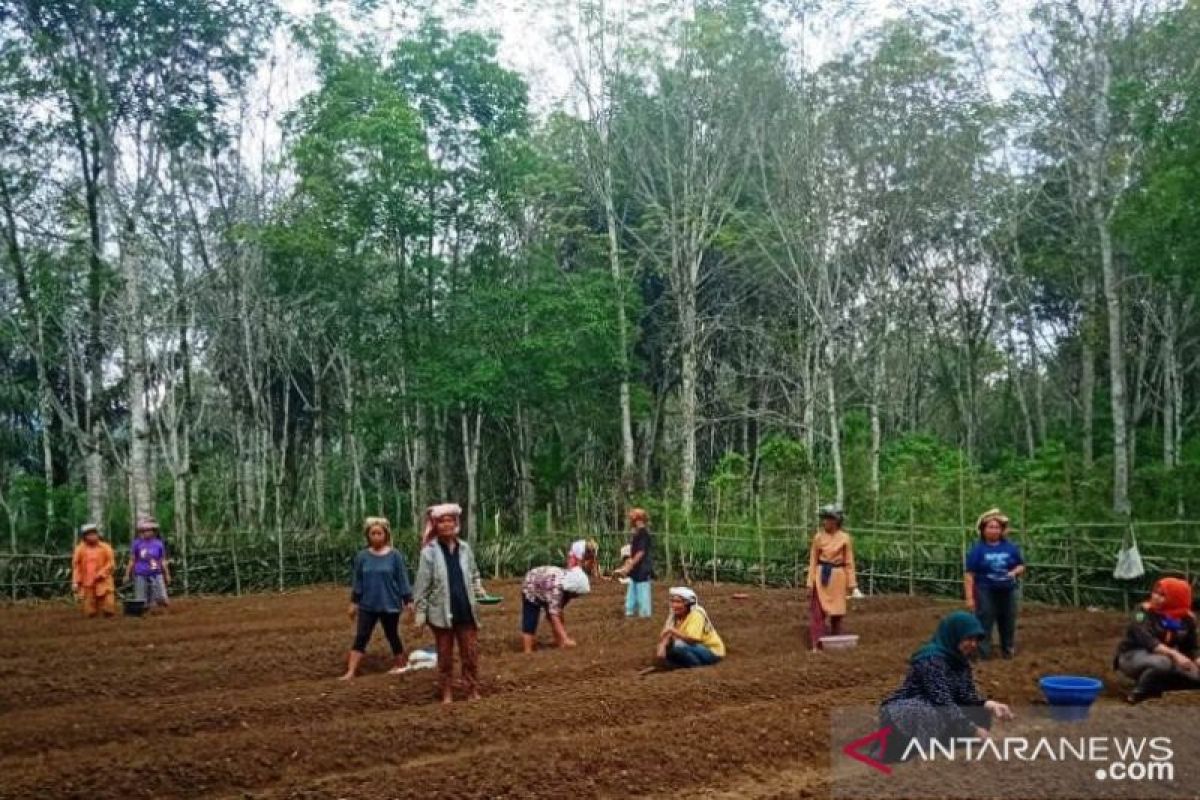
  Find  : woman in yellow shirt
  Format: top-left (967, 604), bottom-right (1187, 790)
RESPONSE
top-left (657, 586), bottom-right (725, 668)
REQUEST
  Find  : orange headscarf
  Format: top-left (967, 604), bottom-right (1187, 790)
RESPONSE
top-left (1147, 577), bottom-right (1194, 621)
top-left (628, 508), bottom-right (649, 528)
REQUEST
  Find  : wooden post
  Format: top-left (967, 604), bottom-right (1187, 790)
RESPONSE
top-left (756, 494), bottom-right (766, 589)
top-left (181, 523), bottom-right (190, 597)
top-left (712, 488), bottom-right (721, 586)
top-left (1068, 525), bottom-right (1080, 607)
top-left (908, 501), bottom-right (916, 596)
top-left (231, 530), bottom-right (242, 596)
top-left (664, 495), bottom-right (672, 582)
top-left (277, 527), bottom-right (285, 592)
top-left (493, 510), bottom-right (502, 579)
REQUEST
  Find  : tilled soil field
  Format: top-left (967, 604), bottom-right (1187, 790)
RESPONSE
top-left (1, 581), bottom-right (1193, 799)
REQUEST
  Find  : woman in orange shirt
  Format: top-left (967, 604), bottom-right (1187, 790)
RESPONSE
top-left (72, 523), bottom-right (116, 617)
top-left (806, 505), bottom-right (858, 650)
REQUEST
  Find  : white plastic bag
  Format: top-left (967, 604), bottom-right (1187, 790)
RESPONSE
top-left (1113, 527), bottom-right (1145, 581)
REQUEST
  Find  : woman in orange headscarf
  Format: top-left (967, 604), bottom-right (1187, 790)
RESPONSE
top-left (1114, 577), bottom-right (1200, 703)
top-left (806, 505), bottom-right (858, 650)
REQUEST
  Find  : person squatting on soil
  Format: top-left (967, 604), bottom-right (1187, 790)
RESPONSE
top-left (806, 505), bottom-right (858, 650)
top-left (1114, 577), bottom-right (1200, 704)
top-left (963, 508), bottom-right (1025, 659)
top-left (876, 611), bottom-right (1014, 763)
top-left (614, 507), bottom-right (653, 617)
top-left (72, 523), bottom-right (116, 618)
top-left (412, 503), bottom-right (489, 704)
top-left (521, 549), bottom-right (592, 652)
top-left (340, 517), bottom-right (414, 680)
top-left (125, 517), bottom-right (171, 611)
top-left (657, 586), bottom-right (725, 668)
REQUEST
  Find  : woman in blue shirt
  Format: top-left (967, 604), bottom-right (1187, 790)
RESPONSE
top-left (340, 517), bottom-right (413, 680)
top-left (963, 508), bottom-right (1025, 659)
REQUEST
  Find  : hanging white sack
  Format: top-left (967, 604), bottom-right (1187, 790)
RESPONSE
top-left (1113, 527), bottom-right (1145, 581)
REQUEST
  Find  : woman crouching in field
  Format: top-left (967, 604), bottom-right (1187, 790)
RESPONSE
top-left (1114, 577), bottom-right (1200, 704)
top-left (876, 611), bottom-right (1013, 763)
top-left (656, 586), bottom-right (725, 668)
top-left (521, 553), bottom-right (591, 653)
top-left (340, 517), bottom-right (413, 680)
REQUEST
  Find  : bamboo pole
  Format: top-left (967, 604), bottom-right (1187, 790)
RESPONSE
top-left (908, 501), bottom-right (916, 596)
top-left (664, 493), bottom-right (672, 582)
top-left (493, 510), bottom-right (501, 580)
top-left (756, 494), bottom-right (766, 589)
top-left (712, 488), bottom-right (721, 585)
top-left (1069, 525), bottom-right (1080, 607)
top-left (231, 530), bottom-right (242, 596)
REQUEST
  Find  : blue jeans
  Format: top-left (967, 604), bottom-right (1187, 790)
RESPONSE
top-left (625, 580), bottom-right (652, 617)
top-left (974, 585), bottom-right (1019, 657)
top-left (666, 640), bottom-right (720, 668)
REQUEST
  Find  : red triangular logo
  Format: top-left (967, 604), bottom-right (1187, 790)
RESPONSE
top-left (842, 725), bottom-right (893, 775)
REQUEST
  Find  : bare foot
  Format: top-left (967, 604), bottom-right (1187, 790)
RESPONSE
top-left (338, 672), bottom-right (355, 681)
top-left (441, 695), bottom-right (454, 705)
top-left (467, 691), bottom-right (481, 702)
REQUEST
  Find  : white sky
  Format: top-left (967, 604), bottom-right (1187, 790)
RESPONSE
top-left (241, 0), bottom-right (1034, 171)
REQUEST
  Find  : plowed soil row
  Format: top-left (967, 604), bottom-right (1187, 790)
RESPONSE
top-left (0, 581), bottom-right (1190, 799)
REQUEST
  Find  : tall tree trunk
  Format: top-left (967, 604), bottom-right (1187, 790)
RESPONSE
top-left (826, 345), bottom-right (844, 509)
top-left (1, 185), bottom-right (56, 535)
top-left (1080, 275), bottom-right (1097, 470)
top-left (460, 406), bottom-right (482, 544)
top-left (1096, 212), bottom-right (1129, 516)
top-left (870, 345), bottom-right (884, 517)
top-left (312, 361), bottom-right (327, 528)
top-left (603, 181), bottom-right (637, 495)
top-left (1024, 310), bottom-right (1047, 445)
top-left (678, 286), bottom-right (699, 514)
top-left (121, 225), bottom-right (154, 521)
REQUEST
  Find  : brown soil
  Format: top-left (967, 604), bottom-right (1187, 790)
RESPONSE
top-left (0, 581), bottom-right (1193, 799)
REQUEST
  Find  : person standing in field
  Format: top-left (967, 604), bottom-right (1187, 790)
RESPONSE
top-left (340, 517), bottom-right (413, 680)
top-left (614, 508), bottom-right (653, 618)
top-left (71, 523), bottom-right (116, 618)
top-left (806, 505), bottom-right (858, 650)
top-left (125, 517), bottom-right (171, 611)
top-left (412, 503), bottom-right (488, 704)
top-left (963, 508), bottom-right (1025, 659)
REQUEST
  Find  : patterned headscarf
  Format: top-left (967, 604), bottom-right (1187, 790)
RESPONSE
top-left (422, 503), bottom-right (462, 547)
top-left (562, 566), bottom-right (591, 596)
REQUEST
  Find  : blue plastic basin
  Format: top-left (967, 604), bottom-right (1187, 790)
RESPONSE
top-left (1039, 675), bottom-right (1103, 721)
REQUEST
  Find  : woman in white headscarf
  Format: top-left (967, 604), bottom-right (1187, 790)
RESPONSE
top-left (412, 503), bottom-right (488, 703)
top-left (520, 543), bottom-right (592, 653)
top-left (657, 586), bottom-right (725, 668)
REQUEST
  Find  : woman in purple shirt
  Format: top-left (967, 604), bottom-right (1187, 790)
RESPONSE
top-left (125, 517), bottom-right (171, 610)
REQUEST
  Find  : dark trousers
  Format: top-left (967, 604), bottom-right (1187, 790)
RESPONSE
top-left (1118, 651), bottom-right (1200, 698)
top-left (974, 586), bottom-right (1018, 657)
top-left (879, 704), bottom-right (991, 764)
top-left (521, 597), bottom-right (548, 635)
top-left (665, 641), bottom-right (720, 668)
top-left (432, 622), bottom-right (479, 695)
top-left (352, 609), bottom-right (403, 654)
